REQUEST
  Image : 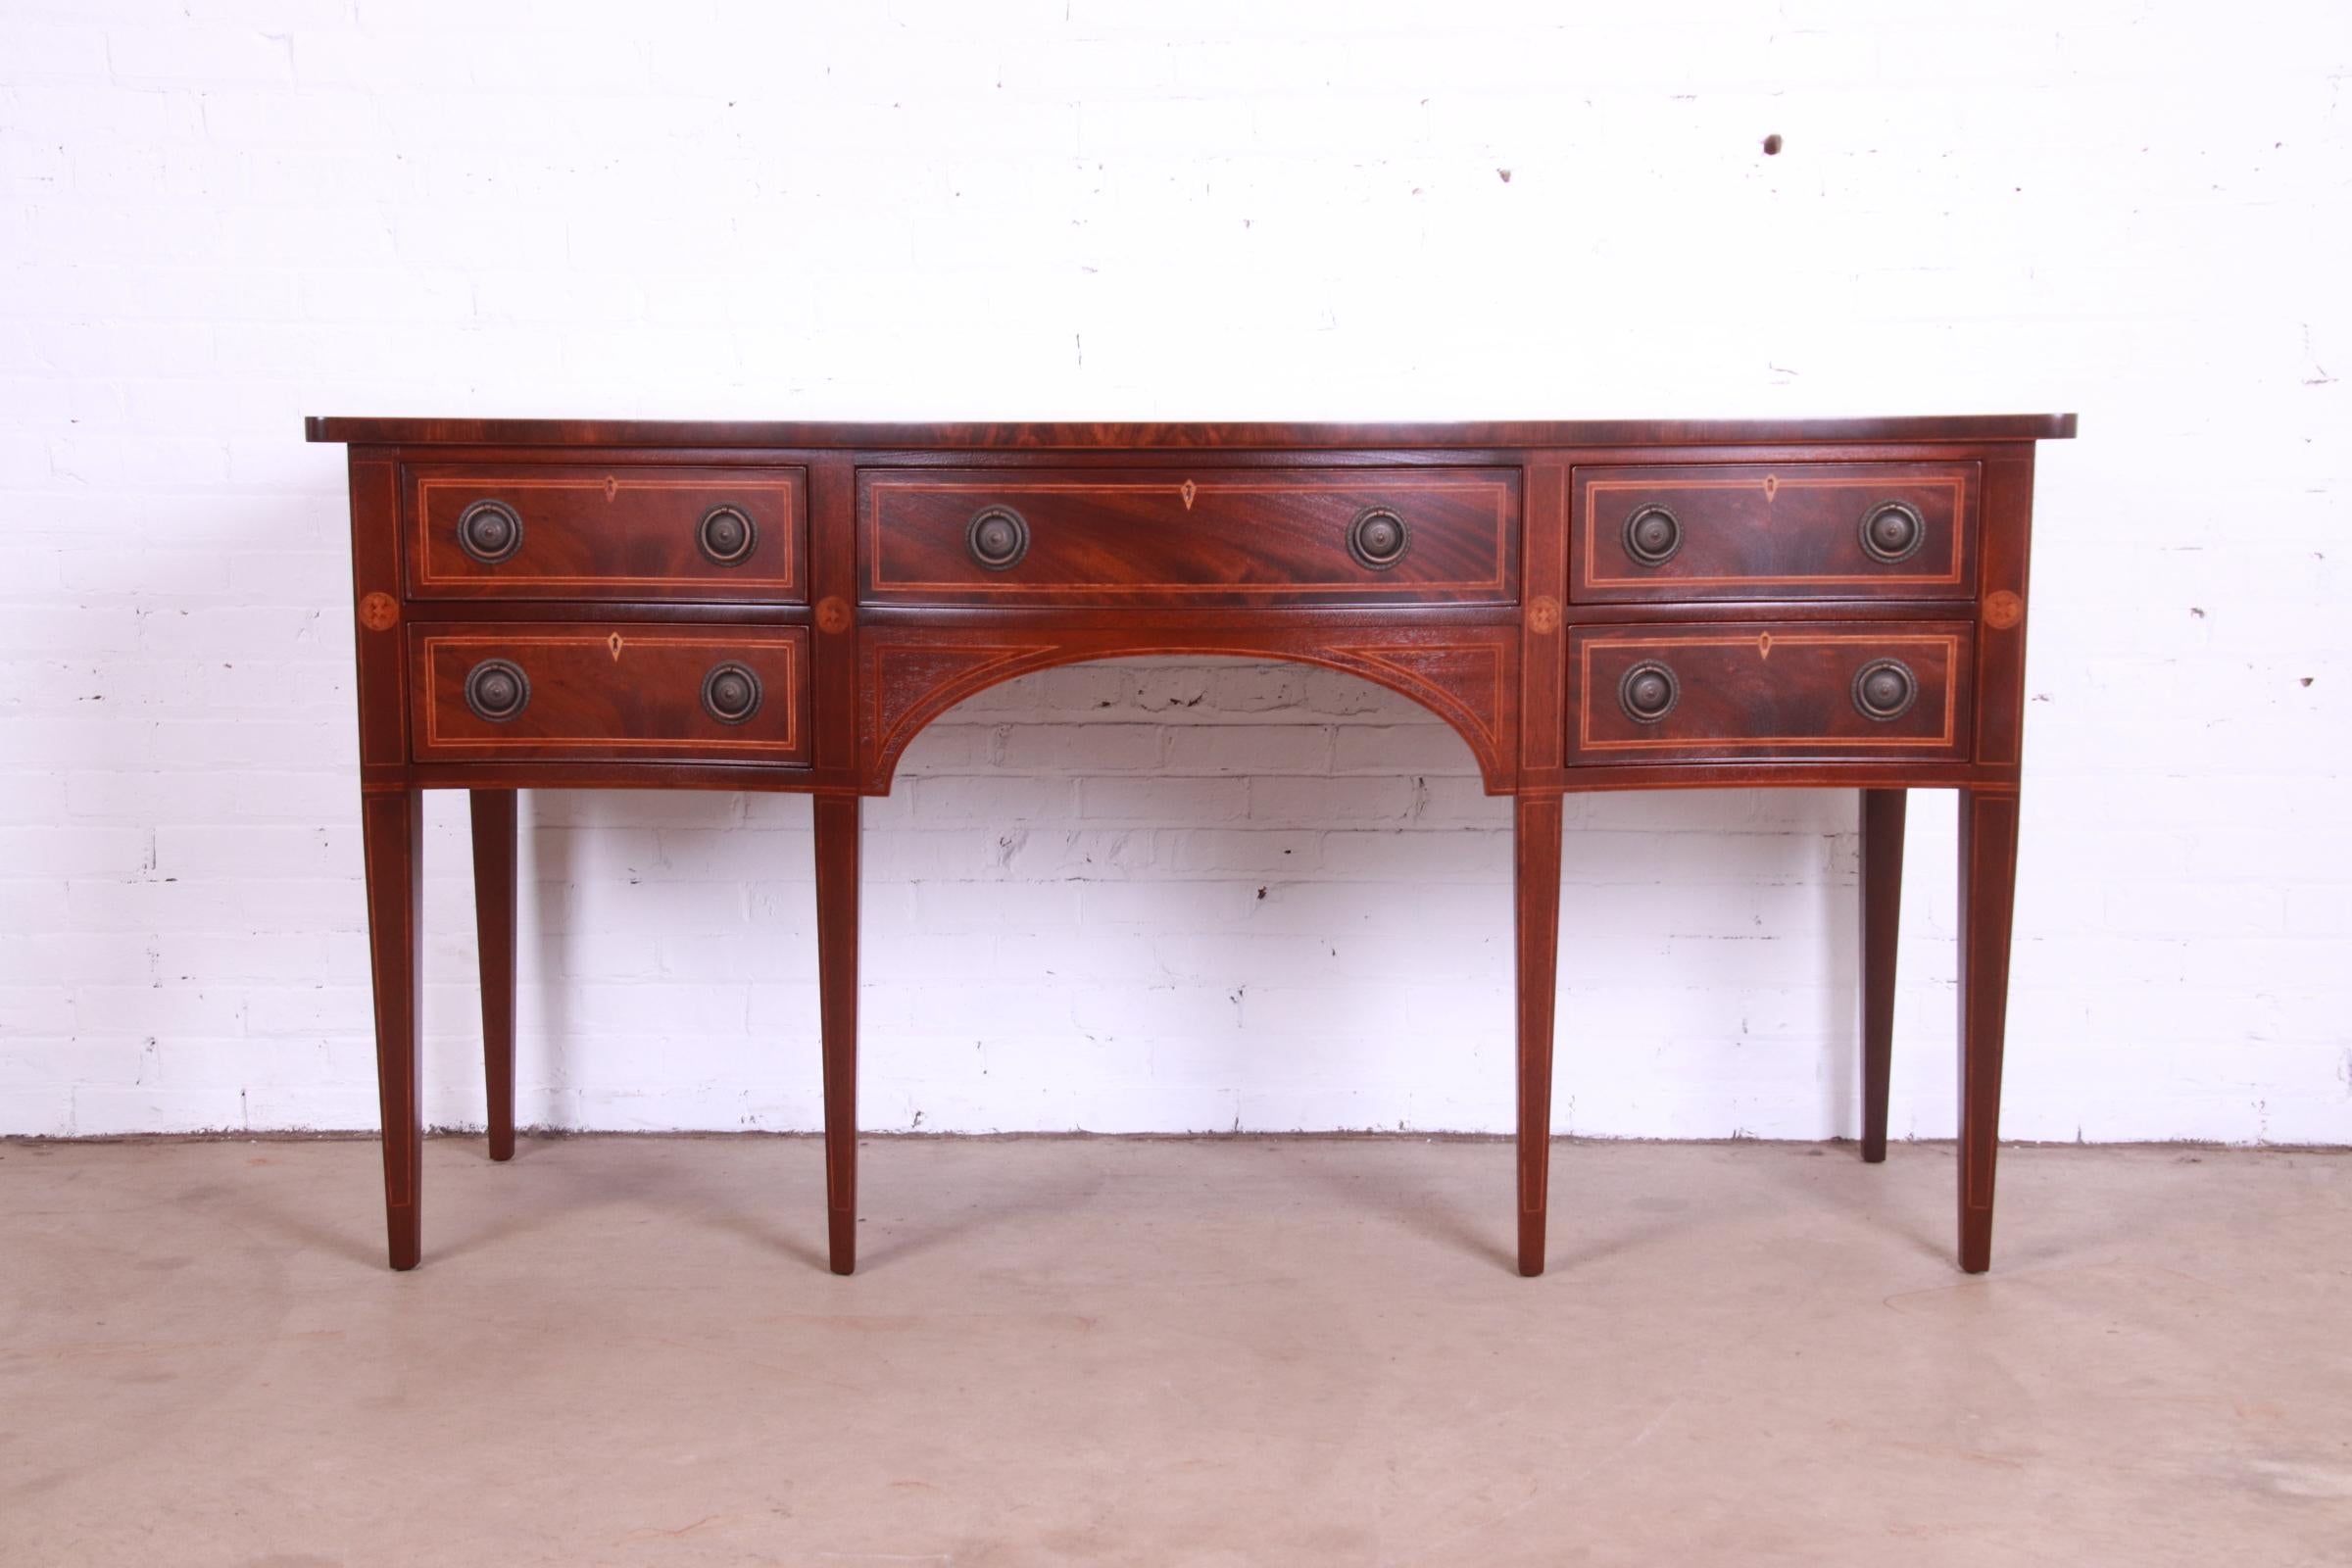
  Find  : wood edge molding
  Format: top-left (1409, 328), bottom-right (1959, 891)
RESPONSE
top-left (307, 414), bottom-right (2080, 449)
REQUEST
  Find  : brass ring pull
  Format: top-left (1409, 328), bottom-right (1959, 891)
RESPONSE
top-left (698, 505), bottom-right (758, 566)
top-left (1348, 508), bottom-right (1410, 570)
top-left (1623, 505), bottom-right (1682, 566)
top-left (1618, 660), bottom-right (1679, 723)
top-left (966, 507), bottom-right (1030, 570)
top-left (464, 659), bottom-right (529, 722)
top-left (701, 662), bottom-right (762, 725)
top-left (1852, 658), bottom-right (1918, 720)
top-left (1858, 501), bottom-right (1926, 564)
top-left (457, 500), bottom-right (523, 564)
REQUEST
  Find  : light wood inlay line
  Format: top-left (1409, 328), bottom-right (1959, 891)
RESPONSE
top-left (1332, 641), bottom-right (1509, 756)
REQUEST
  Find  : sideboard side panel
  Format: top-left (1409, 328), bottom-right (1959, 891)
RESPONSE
top-left (1973, 445), bottom-right (2038, 775)
top-left (348, 446), bottom-right (410, 776)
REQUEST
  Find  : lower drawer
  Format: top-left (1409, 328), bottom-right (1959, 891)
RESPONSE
top-left (410, 622), bottom-right (810, 765)
top-left (1568, 620), bottom-right (1972, 763)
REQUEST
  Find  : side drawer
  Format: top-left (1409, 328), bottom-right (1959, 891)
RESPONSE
top-left (406, 464), bottom-right (807, 602)
top-left (1573, 463), bottom-right (1976, 602)
top-left (410, 622), bottom-right (809, 765)
top-left (859, 466), bottom-right (1518, 608)
top-left (1568, 620), bottom-right (1973, 763)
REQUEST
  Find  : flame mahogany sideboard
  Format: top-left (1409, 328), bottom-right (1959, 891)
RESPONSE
top-left (308, 413), bottom-right (2075, 1277)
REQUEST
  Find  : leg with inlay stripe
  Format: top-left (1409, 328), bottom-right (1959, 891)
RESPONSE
top-left (1860, 788), bottom-right (1907, 1162)
top-left (1957, 788), bottom-right (2021, 1272)
top-left (1514, 794), bottom-right (1564, 1277)
top-left (470, 789), bottom-right (518, 1163)
top-left (362, 785), bottom-right (423, 1270)
top-left (813, 794), bottom-right (861, 1275)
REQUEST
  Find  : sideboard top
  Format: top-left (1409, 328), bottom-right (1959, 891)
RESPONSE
top-left (306, 414), bottom-right (2077, 450)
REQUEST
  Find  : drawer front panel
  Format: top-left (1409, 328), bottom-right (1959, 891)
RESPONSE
top-left (1568, 620), bottom-right (1972, 762)
top-left (411, 623), bottom-right (809, 764)
top-left (860, 467), bottom-right (1518, 608)
top-left (407, 465), bottom-right (806, 602)
top-left (1573, 463), bottom-right (1976, 602)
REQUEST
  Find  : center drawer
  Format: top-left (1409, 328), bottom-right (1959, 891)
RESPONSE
top-left (409, 622), bottom-right (809, 765)
top-left (858, 466), bottom-right (1519, 608)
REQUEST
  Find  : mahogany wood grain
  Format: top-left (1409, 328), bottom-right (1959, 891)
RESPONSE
top-left (360, 785), bottom-right (422, 1270)
top-left (313, 412), bottom-right (2073, 1279)
top-left (309, 414), bottom-right (2078, 449)
top-left (859, 466), bottom-right (1518, 608)
top-left (807, 453), bottom-right (862, 790)
top-left (1973, 449), bottom-right (2037, 770)
top-left (1573, 462), bottom-right (1976, 602)
top-left (813, 795), bottom-right (860, 1276)
top-left (392, 759), bottom-right (2011, 798)
top-left (857, 620), bottom-right (1520, 794)
top-left (407, 463), bottom-right (806, 603)
top-left (1958, 788), bottom-right (2022, 1272)
top-left (1567, 620), bottom-right (1973, 763)
top-left (402, 600), bottom-right (815, 627)
top-left (469, 789), bottom-right (518, 1163)
top-left (1514, 795), bottom-right (1564, 1277)
top-left (1516, 463), bottom-right (1571, 789)
top-left (346, 450), bottom-right (408, 778)
top-left (347, 448), bottom-right (424, 1268)
top-left (1954, 444), bottom-right (2036, 1269)
top-left (1859, 788), bottom-right (1907, 1164)
top-left (410, 622), bottom-right (810, 765)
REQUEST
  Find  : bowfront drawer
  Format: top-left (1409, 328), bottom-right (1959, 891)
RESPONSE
top-left (405, 464), bottom-right (806, 602)
top-left (859, 466), bottom-right (1518, 608)
top-left (1573, 463), bottom-right (1976, 602)
top-left (410, 623), bottom-right (809, 765)
top-left (1569, 620), bottom-right (1972, 763)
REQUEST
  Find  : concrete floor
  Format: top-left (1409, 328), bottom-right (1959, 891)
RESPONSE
top-left (2, 1138), bottom-right (2347, 1567)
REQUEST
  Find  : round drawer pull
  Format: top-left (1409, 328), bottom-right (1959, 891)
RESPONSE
top-left (1858, 501), bottom-right (1926, 564)
top-left (966, 507), bottom-right (1030, 571)
top-left (463, 658), bottom-right (530, 722)
top-left (1348, 508), bottom-right (1411, 570)
top-left (1852, 658), bottom-right (1919, 721)
top-left (698, 505), bottom-right (758, 566)
top-left (1623, 504), bottom-right (1682, 566)
top-left (456, 500), bottom-right (524, 564)
top-left (1618, 659), bottom-right (1680, 724)
top-left (701, 662), bottom-right (762, 725)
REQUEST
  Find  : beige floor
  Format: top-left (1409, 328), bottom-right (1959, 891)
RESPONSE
top-left (2, 1136), bottom-right (2347, 1567)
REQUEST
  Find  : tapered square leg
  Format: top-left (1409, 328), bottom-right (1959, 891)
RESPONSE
top-left (1957, 788), bottom-right (2021, 1273)
top-left (470, 789), bottom-right (518, 1162)
top-left (1859, 788), bottom-right (1907, 1163)
top-left (361, 785), bottom-right (423, 1270)
top-left (1514, 795), bottom-right (1564, 1277)
top-left (813, 795), bottom-right (861, 1275)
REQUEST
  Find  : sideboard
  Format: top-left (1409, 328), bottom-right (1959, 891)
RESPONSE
top-left (309, 414), bottom-right (2074, 1277)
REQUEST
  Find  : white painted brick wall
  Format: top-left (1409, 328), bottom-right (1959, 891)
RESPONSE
top-left (3, 0), bottom-right (2347, 1145)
